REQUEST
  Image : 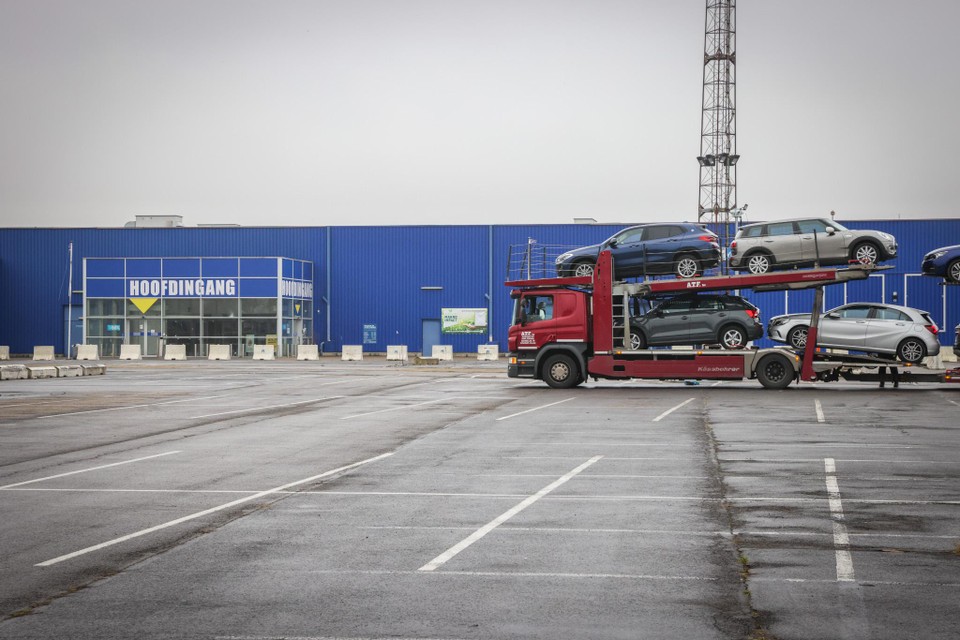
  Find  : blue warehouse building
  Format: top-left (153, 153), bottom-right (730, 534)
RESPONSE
top-left (0, 220), bottom-right (958, 357)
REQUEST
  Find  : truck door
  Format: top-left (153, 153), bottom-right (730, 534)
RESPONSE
top-left (513, 293), bottom-right (558, 350)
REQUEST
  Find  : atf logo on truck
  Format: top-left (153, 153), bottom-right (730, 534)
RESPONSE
top-left (519, 330), bottom-right (538, 347)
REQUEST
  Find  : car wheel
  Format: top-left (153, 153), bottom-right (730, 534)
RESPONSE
top-left (674, 253), bottom-right (700, 279)
top-left (573, 260), bottom-right (595, 277)
top-left (947, 259), bottom-right (960, 283)
top-left (896, 338), bottom-right (926, 364)
top-left (630, 331), bottom-right (646, 350)
top-left (756, 353), bottom-right (794, 389)
top-left (851, 241), bottom-right (880, 266)
top-left (746, 253), bottom-right (772, 274)
top-left (542, 353), bottom-right (581, 389)
top-left (787, 325), bottom-right (809, 350)
top-left (719, 325), bottom-right (747, 349)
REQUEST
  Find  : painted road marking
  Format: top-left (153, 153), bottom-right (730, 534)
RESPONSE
top-left (495, 397), bottom-right (575, 421)
top-left (11, 395), bottom-right (227, 420)
top-left (341, 398), bottom-right (449, 420)
top-left (0, 451), bottom-right (180, 490)
top-left (815, 399), bottom-right (825, 423)
top-left (190, 397), bottom-right (344, 420)
top-left (824, 457), bottom-right (855, 582)
top-left (652, 397), bottom-right (696, 422)
top-left (419, 456), bottom-right (603, 572)
top-left (35, 451), bottom-right (395, 567)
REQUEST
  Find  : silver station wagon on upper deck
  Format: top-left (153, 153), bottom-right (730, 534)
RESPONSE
top-left (729, 217), bottom-right (897, 274)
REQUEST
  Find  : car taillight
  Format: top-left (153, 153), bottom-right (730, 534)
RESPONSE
top-left (745, 309), bottom-right (757, 319)
top-left (925, 324), bottom-right (938, 335)
top-left (730, 240), bottom-right (737, 249)
top-left (698, 235), bottom-right (716, 242)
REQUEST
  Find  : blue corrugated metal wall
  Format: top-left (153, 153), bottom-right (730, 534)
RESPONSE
top-left (0, 220), bottom-right (957, 355)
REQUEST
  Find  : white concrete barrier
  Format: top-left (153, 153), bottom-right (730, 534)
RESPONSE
top-left (0, 346), bottom-right (9, 361)
top-left (208, 344), bottom-right (232, 361)
top-left (431, 345), bottom-right (453, 361)
top-left (341, 345), bottom-right (363, 361)
top-left (27, 366), bottom-right (58, 379)
top-left (76, 345), bottom-right (99, 361)
top-left (56, 365), bottom-right (83, 378)
top-left (386, 345), bottom-right (408, 362)
top-left (81, 364), bottom-right (107, 376)
top-left (477, 344), bottom-right (499, 361)
top-left (119, 344), bottom-right (142, 360)
top-left (33, 346), bottom-right (55, 361)
top-left (252, 345), bottom-right (275, 360)
top-left (0, 365), bottom-right (29, 380)
top-left (296, 344), bottom-right (319, 361)
top-left (164, 344), bottom-right (187, 361)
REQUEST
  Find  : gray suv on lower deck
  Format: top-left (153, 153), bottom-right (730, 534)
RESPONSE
top-left (628, 293), bottom-right (763, 350)
top-left (729, 218), bottom-right (897, 274)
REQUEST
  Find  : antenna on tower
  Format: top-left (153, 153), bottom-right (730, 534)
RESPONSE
top-left (697, 0), bottom-right (738, 266)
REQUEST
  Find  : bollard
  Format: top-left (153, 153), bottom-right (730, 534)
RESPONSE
top-left (32, 346), bottom-right (55, 361)
top-left (119, 344), bottom-right (142, 360)
top-left (431, 345), bottom-right (453, 361)
top-left (76, 345), bottom-right (99, 361)
top-left (164, 344), bottom-right (187, 361)
top-left (252, 345), bottom-right (275, 361)
top-left (207, 344), bottom-right (232, 361)
top-left (296, 344), bottom-right (319, 361)
top-left (341, 345), bottom-right (363, 361)
top-left (386, 345), bottom-right (408, 362)
top-left (477, 344), bottom-right (499, 361)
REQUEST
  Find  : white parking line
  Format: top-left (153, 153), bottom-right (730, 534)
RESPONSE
top-left (652, 397), bottom-right (696, 422)
top-left (815, 399), bottom-right (825, 423)
top-left (0, 451), bottom-right (180, 490)
top-left (824, 458), bottom-right (855, 582)
top-left (495, 398), bottom-right (575, 421)
top-left (190, 397), bottom-right (344, 420)
top-left (419, 455), bottom-right (603, 571)
top-left (35, 451), bottom-right (395, 567)
top-left (341, 398), bottom-right (449, 420)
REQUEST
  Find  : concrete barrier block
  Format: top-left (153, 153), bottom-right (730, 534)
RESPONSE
top-left (477, 344), bottom-right (499, 360)
top-left (164, 344), bottom-right (187, 361)
top-left (81, 364), bottom-right (107, 376)
top-left (27, 366), bottom-right (58, 379)
top-left (341, 345), bottom-right (363, 361)
top-left (386, 345), bottom-right (408, 362)
top-left (56, 365), bottom-right (83, 378)
top-left (296, 344), bottom-right (319, 361)
top-left (208, 344), bottom-right (232, 361)
top-left (119, 344), bottom-right (142, 360)
top-left (0, 365), bottom-right (29, 380)
top-left (431, 345), bottom-right (453, 361)
top-left (252, 345), bottom-right (275, 361)
top-left (76, 345), bottom-right (99, 361)
top-left (0, 346), bottom-right (9, 361)
top-left (33, 346), bottom-right (55, 361)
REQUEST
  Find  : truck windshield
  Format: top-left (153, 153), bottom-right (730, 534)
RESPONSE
top-left (515, 294), bottom-right (554, 324)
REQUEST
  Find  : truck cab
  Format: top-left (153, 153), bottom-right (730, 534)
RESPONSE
top-left (507, 287), bottom-right (590, 386)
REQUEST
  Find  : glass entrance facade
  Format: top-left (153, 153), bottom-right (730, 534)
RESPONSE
top-left (84, 257), bottom-right (314, 357)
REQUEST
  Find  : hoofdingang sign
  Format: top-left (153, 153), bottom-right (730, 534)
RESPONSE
top-left (127, 278), bottom-right (237, 298)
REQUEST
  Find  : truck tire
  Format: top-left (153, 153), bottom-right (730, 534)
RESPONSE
top-left (756, 353), bottom-right (794, 389)
top-left (542, 353), bottom-right (581, 389)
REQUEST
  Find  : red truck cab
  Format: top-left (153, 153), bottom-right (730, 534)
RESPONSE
top-left (507, 287), bottom-right (591, 384)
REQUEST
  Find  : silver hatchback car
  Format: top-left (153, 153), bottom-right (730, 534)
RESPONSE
top-left (767, 303), bottom-right (940, 363)
top-left (729, 218), bottom-right (897, 274)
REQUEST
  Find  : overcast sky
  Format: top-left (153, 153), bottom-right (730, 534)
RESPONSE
top-left (1, 0), bottom-right (958, 228)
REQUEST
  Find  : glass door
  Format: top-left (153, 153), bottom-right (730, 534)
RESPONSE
top-left (128, 317), bottom-right (162, 356)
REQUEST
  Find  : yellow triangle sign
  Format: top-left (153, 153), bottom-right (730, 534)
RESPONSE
top-left (129, 297), bottom-right (158, 314)
top-left (295, 303), bottom-right (301, 313)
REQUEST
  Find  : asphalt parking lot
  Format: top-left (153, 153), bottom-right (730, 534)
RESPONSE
top-left (0, 359), bottom-right (958, 640)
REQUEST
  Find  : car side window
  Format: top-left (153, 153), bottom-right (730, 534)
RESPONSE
top-left (615, 229), bottom-right (644, 244)
top-left (644, 226), bottom-right (671, 241)
top-left (838, 306), bottom-right (872, 319)
top-left (740, 226), bottom-right (759, 238)
top-left (692, 297), bottom-right (721, 311)
top-left (797, 220), bottom-right (829, 233)
top-left (872, 308), bottom-right (908, 321)
top-left (766, 222), bottom-right (797, 236)
top-left (659, 298), bottom-right (694, 314)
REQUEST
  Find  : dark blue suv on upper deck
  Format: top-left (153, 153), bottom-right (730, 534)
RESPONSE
top-left (555, 223), bottom-right (721, 279)
top-left (921, 244), bottom-right (960, 283)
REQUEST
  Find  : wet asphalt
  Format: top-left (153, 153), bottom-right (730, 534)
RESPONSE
top-left (0, 358), bottom-right (957, 639)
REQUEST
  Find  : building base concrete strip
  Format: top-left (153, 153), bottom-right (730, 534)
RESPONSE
top-left (56, 365), bottom-right (83, 378)
top-left (27, 366), bottom-right (58, 379)
top-left (0, 365), bottom-right (29, 380)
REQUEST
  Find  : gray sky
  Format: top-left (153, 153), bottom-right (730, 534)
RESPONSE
top-left (1, 0), bottom-right (958, 228)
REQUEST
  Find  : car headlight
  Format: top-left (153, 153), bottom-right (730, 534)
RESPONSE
top-left (878, 232), bottom-right (894, 241)
top-left (929, 250), bottom-right (947, 260)
top-left (770, 318), bottom-right (786, 327)
top-left (555, 253), bottom-right (573, 264)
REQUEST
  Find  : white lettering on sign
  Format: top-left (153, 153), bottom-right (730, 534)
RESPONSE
top-left (281, 279), bottom-right (314, 298)
top-left (685, 281), bottom-right (705, 288)
top-left (519, 330), bottom-right (537, 347)
top-left (126, 279), bottom-right (238, 298)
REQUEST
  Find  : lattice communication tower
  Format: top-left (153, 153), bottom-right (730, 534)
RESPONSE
top-left (697, 0), bottom-right (738, 228)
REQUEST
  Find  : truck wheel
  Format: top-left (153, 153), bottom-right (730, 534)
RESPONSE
top-left (756, 353), bottom-right (794, 389)
top-left (851, 241), bottom-right (880, 266)
top-left (787, 325), bottom-right (809, 350)
top-left (896, 338), bottom-right (926, 364)
top-left (947, 259), bottom-right (960, 283)
top-left (573, 260), bottom-right (595, 277)
top-left (542, 354), bottom-right (581, 389)
top-left (746, 252), bottom-right (772, 274)
top-left (719, 325), bottom-right (747, 349)
top-left (674, 253), bottom-right (700, 279)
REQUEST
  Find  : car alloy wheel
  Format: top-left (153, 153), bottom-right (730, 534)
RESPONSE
top-left (853, 242), bottom-right (879, 265)
top-left (720, 326), bottom-right (747, 349)
top-left (948, 259), bottom-right (960, 283)
top-left (675, 254), bottom-right (700, 279)
top-left (897, 338), bottom-right (925, 364)
top-left (630, 332), bottom-right (645, 350)
top-left (573, 261), bottom-right (595, 277)
top-left (787, 326), bottom-right (808, 350)
top-left (747, 254), bottom-right (771, 274)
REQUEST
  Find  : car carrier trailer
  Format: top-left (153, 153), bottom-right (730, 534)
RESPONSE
top-left (505, 250), bottom-right (960, 389)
